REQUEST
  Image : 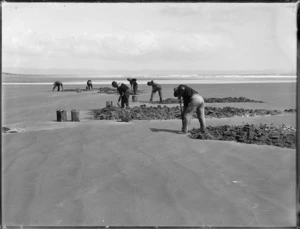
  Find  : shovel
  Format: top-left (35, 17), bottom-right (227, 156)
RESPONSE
top-left (179, 98), bottom-right (184, 126)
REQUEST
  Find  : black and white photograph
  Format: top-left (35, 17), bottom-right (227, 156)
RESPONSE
top-left (2, 1), bottom-right (297, 227)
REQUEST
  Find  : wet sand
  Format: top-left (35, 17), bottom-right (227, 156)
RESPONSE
top-left (2, 85), bottom-right (296, 226)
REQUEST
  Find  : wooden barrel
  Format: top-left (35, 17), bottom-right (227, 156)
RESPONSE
top-left (132, 95), bottom-right (138, 102)
top-left (57, 110), bottom-right (67, 122)
top-left (71, 110), bottom-right (80, 122)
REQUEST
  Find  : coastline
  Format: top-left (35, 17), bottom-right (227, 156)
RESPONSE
top-left (2, 79), bottom-right (297, 85)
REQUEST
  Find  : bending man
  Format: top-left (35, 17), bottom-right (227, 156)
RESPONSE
top-left (127, 78), bottom-right (138, 95)
top-left (147, 80), bottom-right (163, 102)
top-left (174, 84), bottom-right (206, 134)
top-left (52, 81), bottom-right (64, 91)
top-left (112, 81), bottom-right (130, 108)
top-left (86, 80), bottom-right (93, 90)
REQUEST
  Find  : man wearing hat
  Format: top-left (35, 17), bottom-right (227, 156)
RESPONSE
top-left (127, 78), bottom-right (138, 95)
top-left (147, 80), bottom-right (163, 102)
top-left (112, 81), bottom-right (130, 108)
top-left (174, 84), bottom-right (206, 134)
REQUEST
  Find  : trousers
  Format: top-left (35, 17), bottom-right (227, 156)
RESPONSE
top-left (182, 94), bottom-right (206, 133)
top-left (150, 88), bottom-right (163, 102)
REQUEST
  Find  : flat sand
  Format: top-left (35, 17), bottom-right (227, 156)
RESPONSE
top-left (2, 85), bottom-right (296, 226)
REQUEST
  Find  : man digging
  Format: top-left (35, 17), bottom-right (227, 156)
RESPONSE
top-left (112, 81), bottom-right (130, 108)
top-left (52, 81), bottom-right (64, 91)
top-left (174, 84), bottom-right (206, 134)
top-left (127, 78), bottom-right (138, 95)
top-left (86, 80), bottom-right (93, 90)
top-left (147, 80), bottom-right (163, 103)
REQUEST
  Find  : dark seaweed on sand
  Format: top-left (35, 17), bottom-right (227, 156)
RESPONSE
top-left (189, 124), bottom-right (296, 149)
top-left (89, 105), bottom-right (291, 121)
top-left (63, 87), bottom-right (144, 95)
top-left (89, 105), bottom-right (296, 149)
top-left (140, 97), bottom-right (264, 104)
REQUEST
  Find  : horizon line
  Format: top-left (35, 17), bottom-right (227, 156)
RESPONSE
top-left (2, 71), bottom-right (296, 77)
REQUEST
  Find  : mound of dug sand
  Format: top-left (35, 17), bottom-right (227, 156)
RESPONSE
top-left (139, 98), bottom-right (181, 104)
top-left (90, 106), bottom-right (175, 120)
top-left (205, 106), bottom-right (284, 118)
top-left (189, 124), bottom-right (296, 149)
top-left (98, 87), bottom-right (145, 95)
top-left (90, 105), bottom-right (288, 121)
top-left (284, 109), bottom-right (297, 113)
top-left (204, 97), bottom-right (264, 103)
top-left (140, 97), bottom-right (264, 104)
top-left (98, 87), bottom-right (119, 94)
top-left (63, 87), bottom-right (145, 95)
top-left (63, 88), bottom-right (99, 92)
top-left (63, 87), bottom-right (118, 94)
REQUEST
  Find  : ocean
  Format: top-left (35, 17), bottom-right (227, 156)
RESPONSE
top-left (2, 73), bottom-right (296, 85)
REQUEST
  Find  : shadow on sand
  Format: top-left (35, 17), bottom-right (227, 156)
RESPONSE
top-left (150, 128), bottom-right (179, 134)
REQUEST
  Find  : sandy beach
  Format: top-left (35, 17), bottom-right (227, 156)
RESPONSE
top-left (2, 84), bottom-right (296, 226)
top-left (2, 1), bottom-right (297, 226)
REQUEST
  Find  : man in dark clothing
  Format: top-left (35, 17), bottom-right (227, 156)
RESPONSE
top-left (174, 84), bottom-right (206, 134)
top-left (112, 81), bottom-right (130, 108)
top-left (86, 80), bottom-right (93, 90)
top-left (52, 81), bottom-right (64, 91)
top-left (147, 80), bottom-right (163, 102)
top-left (127, 78), bottom-right (138, 95)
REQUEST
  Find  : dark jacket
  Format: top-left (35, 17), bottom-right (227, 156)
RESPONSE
top-left (175, 84), bottom-right (198, 107)
top-left (151, 81), bottom-right (161, 90)
top-left (54, 81), bottom-right (63, 86)
top-left (129, 79), bottom-right (137, 86)
top-left (117, 83), bottom-right (129, 95)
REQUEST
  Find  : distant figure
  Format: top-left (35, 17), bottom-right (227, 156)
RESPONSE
top-left (112, 81), bottom-right (130, 108)
top-left (52, 81), bottom-right (64, 91)
top-left (127, 78), bottom-right (138, 95)
top-left (147, 80), bottom-right (163, 102)
top-left (86, 80), bottom-right (93, 90)
top-left (174, 84), bottom-right (206, 134)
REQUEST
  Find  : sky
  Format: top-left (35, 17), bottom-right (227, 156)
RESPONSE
top-left (2, 2), bottom-right (297, 75)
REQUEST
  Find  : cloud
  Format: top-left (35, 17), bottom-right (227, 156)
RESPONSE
top-left (3, 29), bottom-right (234, 61)
top-left (3, 31), bottom-right (46, 56)
top-left (2, 2), bottom-right (68, 11)
top-left (159, 4), bottom-right (202, 17)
